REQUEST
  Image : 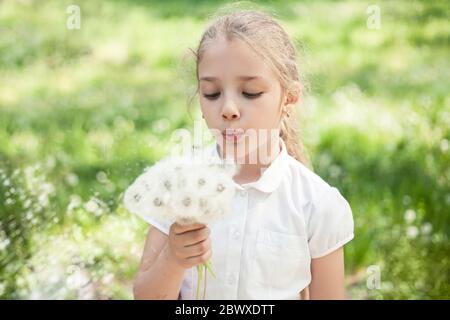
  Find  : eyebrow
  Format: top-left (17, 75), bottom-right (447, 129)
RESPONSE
top-left (199, 76), bottom-right (264, 82)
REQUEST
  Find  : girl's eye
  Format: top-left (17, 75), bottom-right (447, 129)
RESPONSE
top-left (203, 91), bottom-right (263, 100)
top-left (243, 92), bottom-right (263, 99)
top-left (203, 92), bottom-right (221, 100)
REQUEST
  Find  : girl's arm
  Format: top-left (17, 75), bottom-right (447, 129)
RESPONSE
top-left (309, 247), bottom-right (347, 299)
top-left (133, 222), bottom-right (212, 300)
top-left (133, 227), bottom-right (186, 299)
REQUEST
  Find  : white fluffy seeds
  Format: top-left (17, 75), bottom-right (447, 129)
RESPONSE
top-left (124, 152), bottom-right (238, 226)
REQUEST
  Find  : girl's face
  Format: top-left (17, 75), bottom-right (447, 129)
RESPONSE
top-left (198, 37), bottom-right (289, 162)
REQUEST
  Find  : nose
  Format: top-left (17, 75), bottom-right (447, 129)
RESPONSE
top-left (221, 96), bottom-right (240, 121)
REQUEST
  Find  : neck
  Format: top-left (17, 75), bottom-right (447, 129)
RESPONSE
top-left (218, 138), bottom-right (282, 185)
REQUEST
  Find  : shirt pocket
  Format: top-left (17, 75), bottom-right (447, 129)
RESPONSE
top-left (249, 227), bottom-right (310, 291)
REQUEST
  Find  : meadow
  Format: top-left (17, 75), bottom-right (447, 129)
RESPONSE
top-left (0, 0), bottom-right (448, 299)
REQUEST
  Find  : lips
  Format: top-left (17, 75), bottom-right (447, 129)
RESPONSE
top-left (222, 128), bottom-right (244, 142)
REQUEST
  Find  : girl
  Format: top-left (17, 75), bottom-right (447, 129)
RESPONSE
top-left (133, 10), bottom-right (354, 300)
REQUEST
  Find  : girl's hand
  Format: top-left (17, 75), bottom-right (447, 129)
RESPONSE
top-left (167, 222), bottom-right (212, 269)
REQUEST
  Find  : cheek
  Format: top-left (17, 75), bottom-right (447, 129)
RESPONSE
top-left (200, 100), bottom-right (220, 127)
top-left (245, 94), bottom-right (281, 125)
top-left (201, 101), bottom-right (219, 112)
top-left (199, 97), bottom-right (213, 113)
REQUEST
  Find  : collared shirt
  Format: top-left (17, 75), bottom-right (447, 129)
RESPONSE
top-left (141, 138), bottom-right (354, 299)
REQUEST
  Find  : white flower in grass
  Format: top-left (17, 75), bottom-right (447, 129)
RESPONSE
top-left (404, 209), bottom-right (416, 224)
top-left (406, 226), bottom-right (419, 239)
top-left (85, 199), bottom-right (99, 213)
top-left (421, 222), bottom-right (432, 236)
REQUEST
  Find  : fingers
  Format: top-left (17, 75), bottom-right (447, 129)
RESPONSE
top-left (171, 222), bottom-right (206, 235)
top-left (176, 226), bottom-right (210, 246)
top-left (168, 222), bottom-right (212, 269)
top-left (183, 238), bottom-right (211, 257)
top-left (186, 248), bottom-right (212, 265)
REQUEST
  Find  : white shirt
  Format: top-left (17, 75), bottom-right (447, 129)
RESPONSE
top-left (141, 138), bottom-right (354, 299)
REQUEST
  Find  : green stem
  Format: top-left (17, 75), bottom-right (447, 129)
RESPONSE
top-left (195, 259), bottom-right (216, 300)
top-left (205, 259), bottom-right (216, 278)
top-left (196, 264), bottom-right (203, 300)
top-left (203, 263), bottom-right (207, 300)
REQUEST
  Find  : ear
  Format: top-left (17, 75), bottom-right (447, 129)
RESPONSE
top-left (282, 81), bottom-right (301, 112)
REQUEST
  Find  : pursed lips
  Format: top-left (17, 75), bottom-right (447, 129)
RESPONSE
top-left (222, 128), bottom-right (245, 142)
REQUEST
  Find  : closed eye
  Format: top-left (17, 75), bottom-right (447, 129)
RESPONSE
top-left (203, 92), bottom-right (221, 100)
top-left (243, 92), bottom-right (263, 99)
top-left (203, 91), bottom-right (264, 100)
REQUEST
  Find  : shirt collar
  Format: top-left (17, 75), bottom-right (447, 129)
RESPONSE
top-left (208, 138), bottom-right (288, 193)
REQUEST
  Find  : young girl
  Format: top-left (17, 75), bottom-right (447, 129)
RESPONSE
top-left (133, 10), bottom-right (354, 300)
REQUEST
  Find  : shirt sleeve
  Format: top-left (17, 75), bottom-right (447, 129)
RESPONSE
top-left (139, 213), bottom-right (174, 235)
top-left (307, 186), bottom-right (354, 259)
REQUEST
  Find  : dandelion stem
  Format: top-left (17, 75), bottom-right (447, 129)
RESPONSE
top-left (205, 259), bottom-right (216, 278)
top-left (203, 263), bottom-right (207, 300)
top-left (196, 264), bottom-right (203, 300)
top-left (195, 261), bottom-right (216, 300)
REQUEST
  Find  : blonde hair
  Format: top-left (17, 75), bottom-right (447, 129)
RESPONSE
top-left (190, 9), bottom-right (313, 170)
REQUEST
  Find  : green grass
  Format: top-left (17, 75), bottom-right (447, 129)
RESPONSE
top-left (0, 0), bottom-right (449, 299)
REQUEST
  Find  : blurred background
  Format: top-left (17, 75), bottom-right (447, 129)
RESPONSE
top-left (0, 0), bottom-right (448, 299)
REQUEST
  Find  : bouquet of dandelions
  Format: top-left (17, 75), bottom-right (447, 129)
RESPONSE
top-left (124, 150), bottom-right (238, 299)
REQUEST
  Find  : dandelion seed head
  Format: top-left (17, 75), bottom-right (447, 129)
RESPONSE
top-left (199, 198), bottom-right (208, 209)
top-left (406, 226), bottom-right (419, 239)
top-left (404, 209), bottom-right (416, 224)
top-left (84, 197), bottom-right (107, 217)
top-left (96, 171), bottom-right (108, 184)
top-left (84, 199), bottom-right (99, 213)
top-left (216, 183), bottom-right (225, 192)
top-left (124, 151), bottom-right (237, 225)
top-left (65, 173), bottom-right (79, 186)
top-left (182, 197), bottom-right (191, 207)
top-left (421, 222), bottom-right (432, 235)
top-left (163, 180), bottom-right (172, 191)
top-left (153, 197), bottom-right (163, 207)
top-left (67, 195), bottom-right (82, 213)
top-left (0, 238), bottom-right (11, 251)
top-left (23, 198), bottom-right (32, 209)
top-left (440, 139), bottom-right (449, 152)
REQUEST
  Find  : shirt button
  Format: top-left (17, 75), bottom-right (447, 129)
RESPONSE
top-left (239, 189), bottom-right (247, 197)
top-left (227, 274), bottom-right (236, 285)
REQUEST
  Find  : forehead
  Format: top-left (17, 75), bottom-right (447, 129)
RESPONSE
top-left (198, 37), bottom-right (277, 82)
